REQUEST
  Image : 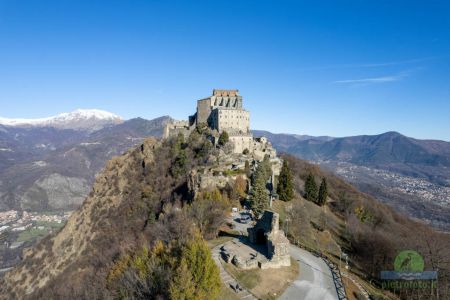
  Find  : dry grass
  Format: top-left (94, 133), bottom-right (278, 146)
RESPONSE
top-left (223, 258), bottom-right (299, 300)
top-left (342, 276), bottom-right (361, 300)
top-left (217, 282), bottom-right (241, 300)
top-left (207, 236), bottom-right (234, 249)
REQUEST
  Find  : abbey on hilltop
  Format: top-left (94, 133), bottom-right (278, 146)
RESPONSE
top-left (164, 89), bottom-right (275, 158)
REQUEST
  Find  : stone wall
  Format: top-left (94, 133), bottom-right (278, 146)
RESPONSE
top-left (215, 108), bottom-right (250, 134)
top-left (196, 98), bottom-right (212, 125)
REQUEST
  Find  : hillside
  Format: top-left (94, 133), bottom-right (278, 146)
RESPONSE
top-left (1, 133), bottom-right (448, 299)
top-left (0, 132), bottom-right (227, 299)
top-left (279, 154), bottom-right (450, 299)
top-left (0, 116), bottom-right (171, 211)
top-left (259, 131), bottom-right (450, 230)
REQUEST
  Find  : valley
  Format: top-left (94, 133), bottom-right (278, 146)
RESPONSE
top-left (0, 210), bottom-right (71, 273)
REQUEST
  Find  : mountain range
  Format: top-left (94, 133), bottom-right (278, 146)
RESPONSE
top-left (256, 130), bottom-right (450, 184)
top-left (0, 110), bottom-right (171, 211)
top-left (1, 110), bottom-right (449, 229)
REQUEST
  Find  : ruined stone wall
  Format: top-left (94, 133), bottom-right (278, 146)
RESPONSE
top-left (229, 135), bottom-right (253, 154)
top-left (196, 98), bottom-right (212, 125)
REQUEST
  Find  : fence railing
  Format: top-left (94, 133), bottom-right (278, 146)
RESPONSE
top-left (292, 241), bottom-right (348, 300)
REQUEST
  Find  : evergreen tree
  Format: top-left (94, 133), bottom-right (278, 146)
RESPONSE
top-left (218, 131), bottom-right (229, 146)
top-left (317, 178), bottom-right (328, 206)
top-left (250, 163), bottom-right (270, 218)
top-left (171, 149), bottom-right (188, 178)
top-left (251, 178), bottom-right (269, 218)
top-left (262, 154), bottom-right (272, 177)
top-left (277, 160), bottom-right (294, 201)
top-left (304, 172), bottom-right (318, 203)
top-left (169, 236), bottom-right (221, 300)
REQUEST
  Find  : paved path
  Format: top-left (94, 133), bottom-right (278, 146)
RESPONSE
top-left (279, 245), bottom-right (339, 300)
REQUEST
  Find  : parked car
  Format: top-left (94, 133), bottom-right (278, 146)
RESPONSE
top-left (240, 215), bottom-right (251, 223)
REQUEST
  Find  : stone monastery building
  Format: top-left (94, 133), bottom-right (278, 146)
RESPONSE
top-left (164, 89), bottom-right (273, 156)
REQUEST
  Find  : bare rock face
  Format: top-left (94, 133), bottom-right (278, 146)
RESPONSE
top-left (21, 174), bottom-right (90, 210)
top-left (0, 138), bottom-right (160, 299)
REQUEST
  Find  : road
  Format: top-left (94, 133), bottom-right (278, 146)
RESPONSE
top-left (227, 212), bottom-right (339, 300)
top-left (279, 244), bottom-right (339, 300)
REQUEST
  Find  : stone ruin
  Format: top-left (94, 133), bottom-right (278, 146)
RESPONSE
top-left (221, 210), bottom-right (291, 270)
top-left (248, 210), bottom-right (291, 269)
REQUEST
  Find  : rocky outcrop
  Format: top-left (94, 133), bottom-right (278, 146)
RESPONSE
top-left (21, 174), bottom-right (90, 210)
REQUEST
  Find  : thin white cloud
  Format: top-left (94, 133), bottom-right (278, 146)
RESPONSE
top-left (333, 70), bottom-right (412, 86)
top-left (298, 56), bottom-right (440, 72)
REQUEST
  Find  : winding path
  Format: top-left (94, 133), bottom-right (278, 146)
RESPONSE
top-left (279, 244), bottom-right (339, 300)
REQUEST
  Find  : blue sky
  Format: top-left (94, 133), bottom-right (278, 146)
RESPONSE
top-left (0, 0), bottom-right (449, 140)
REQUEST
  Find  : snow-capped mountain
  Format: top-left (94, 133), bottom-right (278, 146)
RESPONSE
top-left (0, 109), bottom-right (123, 132)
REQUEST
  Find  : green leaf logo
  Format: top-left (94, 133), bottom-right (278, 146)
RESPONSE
top-left (394, 250), bottom-right (424, 272)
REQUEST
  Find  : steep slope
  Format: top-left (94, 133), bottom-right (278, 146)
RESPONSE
top-left (0, 137), bottom-right (177, 298)
top-left (0, 117), bottom-right (171, 211)
top-left (0, 129), bottom-right (231, 299)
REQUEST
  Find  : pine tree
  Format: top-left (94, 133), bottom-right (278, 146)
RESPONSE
top-left (251, 178), bottom-right (269, 218)
top-left (250, 163), bottom-right (270, 218)
top-left (262, 154), bottom-right (272, 177)
top-left (277, 160), bottom-right (294, 201)
top-left (304, 172), bottom-right (318, 203)
top-left (170, 236), bottom-right (221, 300)
top-left (317, 178), bottom-right (328, 206)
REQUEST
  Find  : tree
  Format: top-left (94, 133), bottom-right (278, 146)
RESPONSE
top-left (234, 176), bottom-right (247, 199)
top-left (250, 163), bottom-right (270, 218)
top-left (171, 149), bottom-right (187, 178)
top-left (317, 178), bottom-right (328, 206)
top-left (189, 195), bottom-right (227, 239)
top-left (218, 131), bottom-right (229, 146)
top-left (262, 154), bottom-right (272, 177)
top-left (244, 160), bottom-right (251, 178)
top-left (304, 172), bottom-right (318, 203)
top-left (170, 236), bottom-right (221, 300)
top-left (277, 160), bottom-right (294, 201)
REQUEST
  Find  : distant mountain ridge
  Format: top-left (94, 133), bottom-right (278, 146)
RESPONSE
top-left (0, 109), bottom-right (123, 132)
top-left (0, 115), bottom-right (171, 211)
top-left (270, 131), bottom-right (450, 184)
